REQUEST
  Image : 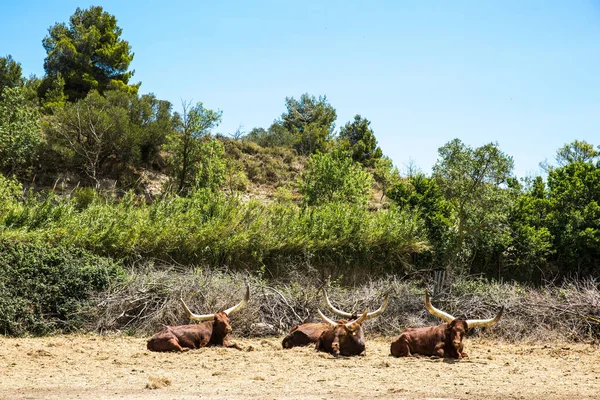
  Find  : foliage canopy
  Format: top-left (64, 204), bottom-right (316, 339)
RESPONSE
top-left (40, 6), bottom-right (137, 102)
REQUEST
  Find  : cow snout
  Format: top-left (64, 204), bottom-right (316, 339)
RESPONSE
top-left (282, 337), bottom-right (292, 349)
top-left (331, 342), bottom-right (340, 356)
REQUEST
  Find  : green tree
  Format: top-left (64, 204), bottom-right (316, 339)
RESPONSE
top-left (244, 123), bottom-right (295, 148)
top-left (195, 139), bottom-right (226, 191)
top-left (0, 87), bottom-right (42, 175)
top-left (372, 156), bottom-right (399, 201)
top-left (555, 140), bottom-right (599, 166)
top-left (299, 147), bottom-right (373, 206)
top-left (45, 88), bottom-right (174, 183)
top-left (127, 93), bottom-right (174, 165)
top-left (45, 90), bottom-right (130, 187)
top-left (505, 141), bottom-right (600, 281)
top-left (15, 75), bottom-right (43, 107)
top-left (166, 101), bottom-right (222, 194)
top-left (505, 176), bottom-right (554, 281)
top-left (388, 173), bottom-right (453, 267)
top-left (244, 127), bottom-right (269, 146)
top-left (281, 94), bottom-right (336, 155)
top-left (40, 73), bottom-right (67, 112)
top-left (338, 115), bottom-right (382, 166)
top-left (224, 157), bottom-right (250, 194)
top-left (432, 139), bottom-right (515, 275)
top-left (40, 6), bottom-right (137, 102)
top-left (546, 149), bottom-right (600, 276)
top-left (0, 55), bottom-right (24, 97)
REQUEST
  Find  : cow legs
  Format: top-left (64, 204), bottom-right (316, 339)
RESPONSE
top-left (212, 333), bottom-right (242, 350)
top-left (433, 342), bottom-right (446, 358)
top-left (167, 338), bottom-right (186, 352)
top-left (457, 343), bottom-right (468, 358)
top-left (315, 337), bottom-right (336, 356)
top-left (223, 340), bottom-right (242, 350)
top-left (147, 335), bottom-right (185, 352)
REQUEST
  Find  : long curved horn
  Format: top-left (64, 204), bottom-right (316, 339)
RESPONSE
top-left (424, 291), bottom-right (455, 323)
top-left (180, 298), bottom-right (215, 322)
top-left (365, 294), bottom-right (389, 320)
top-left (345, 310), bottom-right (368, 331)
top-left (323, 289), bottom-right (353, 318)
top-left (466, 306), bottom-right (504, 329)
top-left (323, 289), bottom-right (389, 320)
top-left (223, 281), bottom-right (250, 316)
top-left (317, 309), bottom-right (338, 328)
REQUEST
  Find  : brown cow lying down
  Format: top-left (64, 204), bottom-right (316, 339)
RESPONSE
top-left (282, 289), bottom-right (389, 349)
top-left (390, 291), bottom-right (503, 359)
top-left (147, 282), bottom-right (250, 352)
top-left (315, 309), bottom-right (369, 356)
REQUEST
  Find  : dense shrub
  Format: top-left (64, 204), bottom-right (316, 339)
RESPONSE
top-left (299, 148), bottom-right (373, 206)
top-left (0, 239), bottom-right (124, 336)
top-left (1, 189), bottom-right (427, 275)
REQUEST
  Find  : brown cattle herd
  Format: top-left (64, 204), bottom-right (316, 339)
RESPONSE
top-left (147, 282), bottom-right (504, 359)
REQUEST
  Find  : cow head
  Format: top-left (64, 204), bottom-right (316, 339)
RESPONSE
top-left (211, 311), bottom-right (233, 336)
top-left (180, 281), bottom-right (250, 334)
top-left (318, 309), bottom-right (368, 356)
top-left (447, 318), bottom-right (468, 350)
top-left (424, 290), bottom-right (504, 349)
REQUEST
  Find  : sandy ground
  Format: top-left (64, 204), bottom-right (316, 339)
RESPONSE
top-left (0, 334), bottom-right (599, 400)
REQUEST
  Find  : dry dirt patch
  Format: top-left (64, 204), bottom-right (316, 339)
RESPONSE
top-left (0, 334), bottom-right (599, 399)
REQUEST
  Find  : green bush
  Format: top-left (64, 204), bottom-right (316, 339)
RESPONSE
top-left (299, 148), bottom-right (373, 206)
top-left (0, 238), bottom-right (124, 336)
top-left (72, 187), bottom-right (98, 210)
top-left (0, 187), bottom-right (427, 275)
top-left (0, 87), bottom-right (42, 175)
top-left (0, 174), bottom-right (23, 224)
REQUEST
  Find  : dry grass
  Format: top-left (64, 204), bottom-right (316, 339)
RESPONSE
top-left (145, 375), bottom-right (172, 390)
top-left (87, 266), bottom-right (600, 343)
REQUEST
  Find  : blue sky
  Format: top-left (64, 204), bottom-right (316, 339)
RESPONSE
top-left (2, 1), bottom-right (599, 178)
